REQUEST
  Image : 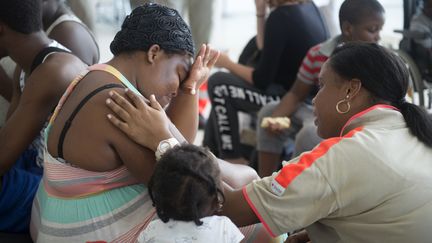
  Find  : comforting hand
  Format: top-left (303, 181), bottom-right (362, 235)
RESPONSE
top-left (181, 44), bottom-right (220, 95)
top-left (106, 89), bottom-right (173, 151)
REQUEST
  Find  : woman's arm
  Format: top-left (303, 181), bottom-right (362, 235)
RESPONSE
top-left (255, 0), bottom-right (268, 50)
top-left (215, 52), bottom-right (254, 84)
top-left (166, 44), bottom-right (219, 143)
top-left (106, 89), bottom-right (259, 189)
top-left (222, 186), bottom-right (260, 227)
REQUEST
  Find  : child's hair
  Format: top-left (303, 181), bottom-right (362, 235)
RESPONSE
top-left (339, 0), bottom-right (385, 27)
top-left (148, 144), bottom-right (224, 225)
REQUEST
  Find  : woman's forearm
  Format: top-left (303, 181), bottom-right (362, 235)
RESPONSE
top-left (166, 91), bottom-right (199, 143)
top-left (225, 61), bottom-right (254, 84)
top-left (255, 0), bottom-right (267, 50)
top-left (256, 14), bottom-right (266, 50)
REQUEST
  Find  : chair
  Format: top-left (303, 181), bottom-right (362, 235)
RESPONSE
top-left (394, 0), bottom-right (432, 109)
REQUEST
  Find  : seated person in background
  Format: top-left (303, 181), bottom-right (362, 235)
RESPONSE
top-left (31, 4), bottom-right (277, 242)
top-left (256, 0), bottom-right (385, 176)
top-left (0, 0), bottom-right (86, 233)
top-left (204, 0), bottom-right (328, 165)
top-left (138, 144), bottom-right (244, 243)
top-left (106, 42), bottom-right (432, 243)
top-left (42, 0), bottom-right (100, 65)
top-left (0, 0), bottom-right (98, 129)
top-left (409, 0), bottom-right (432, 72)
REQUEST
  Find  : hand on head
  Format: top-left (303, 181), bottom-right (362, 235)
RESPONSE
top-left (106, 89), bottom-right (172, 151)
top-left (181, 44), bottom-right (220, 95)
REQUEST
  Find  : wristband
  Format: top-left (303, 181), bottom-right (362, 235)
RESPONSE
top-left (155, 138), bottom-right (180, 161)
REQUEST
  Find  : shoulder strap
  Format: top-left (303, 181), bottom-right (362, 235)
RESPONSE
top-left (30, 46), bottom-right (70, 74)
top-left (89, 64), bottom-right (143, 97)
top-left (57, 83), bottom-right (124, 159)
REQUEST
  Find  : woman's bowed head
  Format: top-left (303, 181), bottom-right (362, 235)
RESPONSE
top-left (109, 3), bottom-right (219, 107)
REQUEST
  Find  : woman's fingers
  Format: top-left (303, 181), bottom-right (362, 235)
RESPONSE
top-left (106, 97), bottom-right (131, 121)
top-left (107, 113), bottom-right (129, 133)
top-left (124, 89), bottom-right (148, 110)
top-left (109, 90), bottom-right (136, 115)
top-left (198, 44), bottom-right (206, 57)
top-left (208, 50), bottom-right (220, 67)
top-left (149, 94), bottom-right (164, 111)
top-left (203, 44), bottom-right (212, 65)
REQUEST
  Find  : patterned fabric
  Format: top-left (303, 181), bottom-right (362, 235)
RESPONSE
top-left (110, 3), bottom-right (195, 56)
top-left (297, 35), bottom-right (341, 85)
top-left (30, 64), bottom-right (156, 242)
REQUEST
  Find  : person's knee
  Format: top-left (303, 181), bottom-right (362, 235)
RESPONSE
top-left (294, 122), bottom-right (321, 154)
top-left (207, 72), bottom-right (232, 99)
top-left (257, 103), bottom-right (278, 121)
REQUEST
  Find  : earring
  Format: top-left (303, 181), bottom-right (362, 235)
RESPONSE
top-left (216, 201), bottom-right (223, 213)
top-left (336, 95), bottom-right (351, 114)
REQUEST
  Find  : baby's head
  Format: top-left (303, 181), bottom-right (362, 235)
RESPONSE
top-left (148, 144), bottom-right (224, 225)
top-left (339, 0), bottom-right (385, 43)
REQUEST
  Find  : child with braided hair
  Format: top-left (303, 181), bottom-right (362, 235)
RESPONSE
top-left (138, 144), bottom-right (244, 243)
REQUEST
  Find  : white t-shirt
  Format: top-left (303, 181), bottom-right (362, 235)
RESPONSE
top-left (137, 215), bottom-right (244, 243)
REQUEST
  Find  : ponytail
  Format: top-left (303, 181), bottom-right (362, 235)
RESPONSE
top-left (330, 42), bottom-right (432, 147)
top-left (399, 102), bottom-right (432, 147)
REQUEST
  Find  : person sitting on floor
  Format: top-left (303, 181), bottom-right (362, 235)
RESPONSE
top-left (0, 0), bottom-right (86, 233)
top-left (42, 0), bottom-right (100, 65)
top-left (203, 0), bottom-right (328, 165)
top-left (256, 0), bottom-right (385, 176)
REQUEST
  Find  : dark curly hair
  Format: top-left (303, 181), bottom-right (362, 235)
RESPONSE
top-left (148, 144), bottom-right (224, 226)
top-left (0, 0), bottom-right (43, 34)
top-left (110, 3), bottom-right (195, 57)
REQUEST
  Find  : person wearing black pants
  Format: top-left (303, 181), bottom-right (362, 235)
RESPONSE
top-left (203, 0), bottom-right (328, 164)
top-left (204, 72), bottom-right (283, 163)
